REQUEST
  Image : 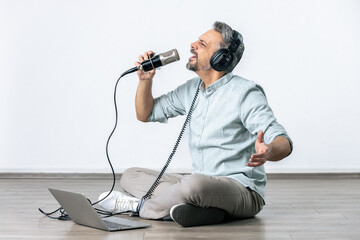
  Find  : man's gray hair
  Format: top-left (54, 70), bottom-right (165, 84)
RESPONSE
top-left (213, 21), bottom-right (244, 73)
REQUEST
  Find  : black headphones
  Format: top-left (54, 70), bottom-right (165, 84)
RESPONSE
top-left (210, 30), bottom-right (243, 72)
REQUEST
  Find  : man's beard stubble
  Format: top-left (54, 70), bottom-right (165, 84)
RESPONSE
top-left (186, 49), bottom-right (212, 72)
top-left (186, 60), bottom-right (197, 71)
top-left (186, 59), bottom-right (212, 72)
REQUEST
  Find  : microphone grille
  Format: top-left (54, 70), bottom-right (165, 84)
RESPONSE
top-left (160, 49), bottom-right (180, 65)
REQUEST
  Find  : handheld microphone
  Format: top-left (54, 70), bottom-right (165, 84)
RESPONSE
top-left (122, 49), bottom-right (180, 75)
top-left (140, 49), bottom-right (180, 72)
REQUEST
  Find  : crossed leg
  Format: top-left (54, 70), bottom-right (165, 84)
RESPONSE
top-left (120, 167), bottom-right (264, 220)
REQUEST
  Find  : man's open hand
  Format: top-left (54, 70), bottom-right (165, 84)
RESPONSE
top-left (247, 131), bottom-right (270, 167)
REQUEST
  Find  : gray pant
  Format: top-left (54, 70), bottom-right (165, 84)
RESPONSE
top-left (120, 167), bottom-right (265, 220)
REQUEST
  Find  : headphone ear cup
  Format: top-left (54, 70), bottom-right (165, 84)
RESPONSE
top-left (210, 49), bottom-right (233, 72)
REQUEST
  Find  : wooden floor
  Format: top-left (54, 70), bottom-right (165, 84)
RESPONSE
top-left (1, 175), bottom-right (360, 240)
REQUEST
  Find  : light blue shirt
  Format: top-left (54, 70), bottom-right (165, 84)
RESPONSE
top-left (148, 73), bottom-right (293, 199)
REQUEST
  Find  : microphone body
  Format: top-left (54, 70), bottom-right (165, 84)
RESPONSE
top-left (140, 49), bottom-right (180, 72)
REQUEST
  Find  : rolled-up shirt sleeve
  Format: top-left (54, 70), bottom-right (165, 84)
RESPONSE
top-left (239, 84), bottom-right (293, 152)
top-left (148, 82), bottom-right (187, 123)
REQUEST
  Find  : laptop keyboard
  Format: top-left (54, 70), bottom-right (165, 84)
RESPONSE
top-left (103, 220), bottom-right (131, 229)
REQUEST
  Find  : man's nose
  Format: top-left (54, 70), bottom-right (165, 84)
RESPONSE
top-left (190, 41), bottom-right (199, 50)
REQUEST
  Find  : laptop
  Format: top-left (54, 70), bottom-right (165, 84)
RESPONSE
top-left (48, 188), bottom-right (151, 231)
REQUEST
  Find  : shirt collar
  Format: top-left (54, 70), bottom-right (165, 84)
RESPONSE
top-left (200, 72), bottom-right (234, 97)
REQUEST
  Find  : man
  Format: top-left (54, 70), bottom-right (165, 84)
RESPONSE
top-left (98, 21), bottom-right (293, 227)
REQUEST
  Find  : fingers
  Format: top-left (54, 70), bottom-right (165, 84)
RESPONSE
top-left (251, 151), bottom-right (266, 157)
top-left (135, 50), bottom-right (156, 74)
top-left (143, 51), bottom-right (155, 60)
top-left (246, 161), bottom-right (263, 167)
top-left (138, 51), bottom-right (154, 63)
top-left (247, 153), bottom-right (267, 167)
top-left (250, 154), bottom-right (265, 161)
top-left (143, 51), bottom-right (149, 61)
top-left (147, 50), bottom-right (155, 58)
top-left (257, 131), bottom-right (264, 143)
top-left (247, 158), bottom-right (266, 167)
top-left (134, 61), bottom-right (141, 68)
top-left (248, 131), bottom-right (268, 168)
top-left (138, 54), bottom-right (144, 63)
top-left (135, 50), bottom-right (156, 80)
top-left (250, 153), bottom-right (266, 161)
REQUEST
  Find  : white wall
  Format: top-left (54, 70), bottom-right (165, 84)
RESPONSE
top-left (1, 0), bottom-right (360, 173)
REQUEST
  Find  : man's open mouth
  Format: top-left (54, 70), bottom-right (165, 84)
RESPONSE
top-left (189, 50), bottom-right (198, 60)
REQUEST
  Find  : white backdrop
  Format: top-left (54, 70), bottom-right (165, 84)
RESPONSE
top-left (1, 0), bottom-right (360, 173)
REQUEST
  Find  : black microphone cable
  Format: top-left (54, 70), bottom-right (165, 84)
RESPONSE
top-left (38, 67), bottom-right (138, 220)
top-left (40, 50), bottom-right (189, 220)
top-left (93, 66), bottom-right (138, 206)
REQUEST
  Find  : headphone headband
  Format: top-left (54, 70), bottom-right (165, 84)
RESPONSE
top-left (228, 30), bottom-right (242, 53)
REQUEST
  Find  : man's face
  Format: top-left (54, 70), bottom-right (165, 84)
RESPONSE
top-left (186, 29), bottom-right (223, 72)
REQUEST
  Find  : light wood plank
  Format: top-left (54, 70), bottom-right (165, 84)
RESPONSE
top-left (0, 177), bottom-right (359, 239)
